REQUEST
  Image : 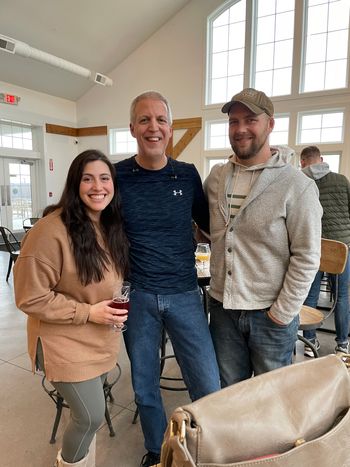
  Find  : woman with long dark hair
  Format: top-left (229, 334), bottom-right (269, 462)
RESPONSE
top-left (14, 150), bottom-right (129, 467)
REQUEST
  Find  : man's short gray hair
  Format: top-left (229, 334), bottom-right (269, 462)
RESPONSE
top-left (130, 91), bottom-right (173, 125)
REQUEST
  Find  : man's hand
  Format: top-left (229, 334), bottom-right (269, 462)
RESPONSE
top-left (267, 310), bottom-right (285, 326)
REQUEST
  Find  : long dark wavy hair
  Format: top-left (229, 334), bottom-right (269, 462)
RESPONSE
top-left (43, 149), bottom-right (128, 285)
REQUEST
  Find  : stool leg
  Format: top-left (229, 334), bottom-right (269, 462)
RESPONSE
top-left (104, 400), bottom-right (115, 437)
top-left (50, 395), bottom-right (64, 444)
top-left (132, 406), bottom-right (139, 424)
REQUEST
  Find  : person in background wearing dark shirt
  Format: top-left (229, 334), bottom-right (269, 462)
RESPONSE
top-left (115, 91), bottom-right (220, 467)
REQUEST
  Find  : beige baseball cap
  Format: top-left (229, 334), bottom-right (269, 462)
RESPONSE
top-left (221, 88), bottom-right (274, 116)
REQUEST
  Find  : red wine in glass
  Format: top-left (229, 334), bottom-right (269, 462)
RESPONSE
top-left (110, 298), bottom-right (129, 316)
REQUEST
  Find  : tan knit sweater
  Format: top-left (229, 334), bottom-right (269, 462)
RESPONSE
top-left (14, 210), bottom-right (122, 382)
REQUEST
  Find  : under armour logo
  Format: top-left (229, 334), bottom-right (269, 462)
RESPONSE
top-left (173, 190), bottom-right (183, 196)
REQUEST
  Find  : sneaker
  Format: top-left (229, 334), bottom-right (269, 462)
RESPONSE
top-left (335, 343), bottom-right (349, 355)
top-left (140, 451), bottom-right (161, 467)
top-left (304, 339), bottom-right (320, 358)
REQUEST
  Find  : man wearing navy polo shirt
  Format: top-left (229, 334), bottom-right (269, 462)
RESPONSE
top-left (115, 91), bottom-right (220, 467)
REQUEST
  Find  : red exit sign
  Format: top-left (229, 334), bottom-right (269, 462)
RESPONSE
top-left (0, 93), bottom-right (20, 105)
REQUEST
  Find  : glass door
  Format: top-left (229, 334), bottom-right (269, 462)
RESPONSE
top-left (0, 158), bottom-right (36, 232)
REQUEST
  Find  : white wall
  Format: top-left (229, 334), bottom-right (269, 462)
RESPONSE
top-left (77, 0), bottom-right (223, 174)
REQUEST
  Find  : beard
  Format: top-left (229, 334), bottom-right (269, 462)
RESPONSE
top-left (230, 133), bottom-right (269, 160)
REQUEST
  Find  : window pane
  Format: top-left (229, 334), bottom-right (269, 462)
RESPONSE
top-left (229, 0), bottom-right (246, 21)
top-left (228, 22), bottom-right (245, 49)
top-left (321, 127), bottom-right (342, 142)
top-left (228, 49), bottom-right (245, 75)
top-left (212, 52), bottom-right (228, 78)
top-left (270, 116), bottom-right (290, 145)
top-left (212, 25), bottom-right (229, 53)
top-left (12, 138), bottom-right (23, 149)
top-left (328, 1), bottom-right (350, 30)
top-left (300, 129), bottom-right (321, 143)
top-left (213, 9), bottom-right (229, 27)
top-left (274, 39), bottom-right (293, 68)
top-left (274, 116), bottom-right (289, 132)
top-left (323, 154), bottom-right (340, 172)
top-left (257, 15), bottom-right (275, 44)
top-left (227, 75), bottom-right (244, 95)
top-left (308, 4), bottom-right (328, 34)
top-left (256, 43), bottom-right (274, 71)
top-left (301, 114), bottom-right (322, 129)
top-left (327, 30), bottom-right (348, 60)
top-left (258, 0), bottom-right (276, 16)
top-left (273, 67), bottom-right (292, 96)
top-left (211, 77), bottom-right (228, 103)
top-left (276, 0), bottom-right (294, 13)
top-left (306, 33), bottom-right (327, 63)
top-left (322, 112), bottom-right (343, 127)
top-left (303, 63), bottom-right (325, 92)
top-left (255, 70), bottom-right (273, 95)
top-left (325, 60), bottom-right (347, 89)
top-left (206, 121), bottom-right (230, 150)
top-left (275, 11), bottom-right (294, 41)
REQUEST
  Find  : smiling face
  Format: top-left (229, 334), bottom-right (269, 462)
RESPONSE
top-left (228, 103), bottom-right (274, 166)
top-left (130, 98), bottom-right (173, 168)
top-left (79, 160), bottom-right (114, 221)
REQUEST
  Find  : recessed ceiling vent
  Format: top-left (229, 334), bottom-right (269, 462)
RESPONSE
top-left (0, 37), bottom-right (16, 54)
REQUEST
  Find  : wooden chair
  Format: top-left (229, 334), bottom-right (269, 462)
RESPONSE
top-left (298, 238), bottom-right (349, 357)
top-left (0, 226), bottom-right (21, 281)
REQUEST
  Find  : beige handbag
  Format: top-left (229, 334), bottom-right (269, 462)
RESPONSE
top-left (161, 355), bottom-right (350, 466)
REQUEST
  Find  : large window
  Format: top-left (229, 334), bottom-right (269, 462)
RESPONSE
top-left (207, 0), bottom-right (350, 102)
top-left (204, 1), bottom-right (350, 177)
top-left (302, 0), bottom-right (350, 93)
top-left (253, 0), bottom-right (295, 96)
top-left (207, 0), bottom-right (246, 104)
top-left (297, 110), bottom-right (344, 144)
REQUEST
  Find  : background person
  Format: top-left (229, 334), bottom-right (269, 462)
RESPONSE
top-left (205, 88), bottom-right (322, 387)
top-left (300, 145), bottom-right (350, 356)
top-left (115, 91), bottom-right (220, 467)
top-left (14, 150), bottom-right (129, 467)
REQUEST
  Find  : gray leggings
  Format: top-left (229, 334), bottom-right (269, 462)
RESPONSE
top-left (37, 341), bottom-right (107, 463)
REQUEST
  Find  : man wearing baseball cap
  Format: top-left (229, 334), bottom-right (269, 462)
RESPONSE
top-left (204, 88), bottom-right (322, 386)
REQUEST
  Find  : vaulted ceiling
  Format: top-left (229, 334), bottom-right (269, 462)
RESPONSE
top-left (0, 0), bottom-right (191, 101)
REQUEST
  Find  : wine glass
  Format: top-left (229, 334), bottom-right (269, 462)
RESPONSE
top-left (195, 243), bottom-right (211, 270)
top-left (110, 281), bottom-right (130, 332)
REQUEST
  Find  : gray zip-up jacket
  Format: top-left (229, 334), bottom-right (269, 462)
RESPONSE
top-left (205, 146), bottom-right (323, 325)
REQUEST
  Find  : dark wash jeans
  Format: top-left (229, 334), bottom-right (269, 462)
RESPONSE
top-left (124, 287), bottom-right (220, 454)
top-left (208, 296), bottom-right (299, 387)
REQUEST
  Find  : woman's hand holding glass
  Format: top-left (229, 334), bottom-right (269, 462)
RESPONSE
top-left (88, 298), bottom-right (128, 327)
top-left (109, 281), bottom-right (130, 332)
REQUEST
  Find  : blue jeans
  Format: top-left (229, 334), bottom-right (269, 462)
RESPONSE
top-left (208, 296), bottom-right (299, 387)
top-left (124, 288), bottom-right (220, 454)
top-left (304, 253), bottom-right (350, 345)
